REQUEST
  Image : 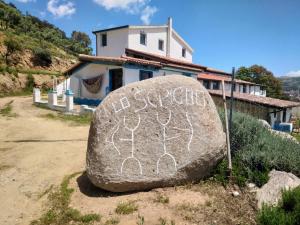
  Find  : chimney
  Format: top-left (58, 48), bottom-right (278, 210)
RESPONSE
top-left (167, 17), bottom-right (172, 57)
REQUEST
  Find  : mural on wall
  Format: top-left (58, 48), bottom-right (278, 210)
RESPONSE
top-left (97, 85), bottom-right (207, 178)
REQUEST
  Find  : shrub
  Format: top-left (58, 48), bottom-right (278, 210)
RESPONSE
top-left (216, 111), bottom-right (300, 187)
top-left (3, 37), bottom-right (22, 64)
top-left (257, 186), bottom-right (300, 225)
top-left (32, 47), bottom-right (52, 67)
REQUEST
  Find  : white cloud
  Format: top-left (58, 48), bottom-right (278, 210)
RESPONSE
top-left (93, 0), bottom-right (147, 13)
top-left (140, 5), bottom-right (157, 25)
top-left (15, 0), bottom-right (36, 3)
top-left (93, 0), bottom-right (157, 24)
top-left (285, 70), bottom-right (300, 77)
top-left (47, 0), bottom-right (76, 18)
top-left (39, 11), bottom-right (46, 18)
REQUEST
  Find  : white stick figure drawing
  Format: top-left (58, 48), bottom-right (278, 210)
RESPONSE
top-left (156, 110), bottom-right (179, 175)
top-left (173, 112), bottom-right (194, 152)
top-left (105, 120), bottom-right (121, 155)
top-left (120, 114), bottom-right (142, 175)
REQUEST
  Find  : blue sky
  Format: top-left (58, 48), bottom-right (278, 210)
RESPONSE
top-left (8, 0), bottom-right (300, 77)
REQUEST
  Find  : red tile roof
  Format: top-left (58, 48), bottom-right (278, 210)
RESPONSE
top-left (208, 89), bottom-right (300, 109)
top-left (125, 48), bottom-right (206, 71)
top-left (64, 54), bottom-right (162, 75)
top-left (198, 73), bottom-right (257, 85)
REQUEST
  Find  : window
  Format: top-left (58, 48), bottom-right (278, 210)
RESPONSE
top-left (182, 72), bottom-right (191, 77)
top-left (232, 83), bottom-right (236, 92)
top-left (158, 39), bottom-right (164, 51)
top-left (242, 84), bottom-right (247, 93)
top-left (139, 70), bottom-right (153, 81)
top-left (212, 81), bottom-right (220, 90)
top-left (283, 109), bottom-right (287, 122)
top-left (182, 48), bottom-right (186, 57)
top-left (203, 80), bottom-right (210, 89)
top-left (101, 34), bottom-right (107, 46)
top-left (140, 32), bottom-right (146, 45)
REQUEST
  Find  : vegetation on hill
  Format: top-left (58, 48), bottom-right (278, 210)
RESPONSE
top-left (236, 65), bottom-right (288, 100)
top-left (280, 76), bottom-right (300, 92)
top-left (0, 0), bottom-right (94, 95)
top-left (216, 111), bottom-right (300, 187)
top-left (0, 0), bottom-right (92, 58)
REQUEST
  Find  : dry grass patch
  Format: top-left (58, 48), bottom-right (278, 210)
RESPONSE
top-left (31, 172), bottom-right (101, 225)
top-left (158, 217), bottom-right (175, 225)
top-left (0, 100), bottom-right (17, 117)
top-left (115, 200), bottom-right (138, 215)
top-left (154, 194), bottom-right (169, 204)
top-left (0, 164), bottom-right (12, 171)
top-left (104, 217), bottom-right (120, 225)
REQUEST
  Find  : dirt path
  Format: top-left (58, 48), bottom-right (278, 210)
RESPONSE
top-left (0, 96), bottom-right (89, 225)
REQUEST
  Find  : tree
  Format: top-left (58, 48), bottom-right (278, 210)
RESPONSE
top-left (236, 65), bottom-right (287, 99)
top-left (71, 31), bottom-right (91, 48)
top-left (3, 37), bottom-right (22, 65)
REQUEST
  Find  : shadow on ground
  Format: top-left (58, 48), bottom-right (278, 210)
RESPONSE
top-left (76, 172), bottom-right (140, 198)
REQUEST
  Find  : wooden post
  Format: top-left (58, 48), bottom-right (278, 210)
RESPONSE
top-left (229, 67), bottom-right (235, 136)
top-left (222, 80), bottom-right (232, 173)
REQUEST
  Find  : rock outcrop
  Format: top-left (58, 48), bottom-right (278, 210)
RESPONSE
top-left (256, 170), bottom-right (300, 208)
top-left (86, 75), bottom-right (226, 192)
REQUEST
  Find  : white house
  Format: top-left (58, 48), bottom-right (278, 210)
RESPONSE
top-left (63, 18), bottom-right (300, 129)
top-left (94, 18), bottom-right (193, 62)
top-left (64, 18), bottom-right (205, 105)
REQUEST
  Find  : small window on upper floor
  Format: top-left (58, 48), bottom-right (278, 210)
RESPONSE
top-left (182, 48), bottom-right (186, 58)
top-left (242, 84), bottom-right (247, 93)
top-left (101, 33), bottom-right (107, 47)
top-left (140, 32), bottom-right (147, 45)
top-left (203, 80), bottom-right (210, 89)
top-left (212, 81), bottom-right (220, 90)
top-left (139, 70), bottom-right (153, 81)
top-left (158, 39), bottom-right (164, 51)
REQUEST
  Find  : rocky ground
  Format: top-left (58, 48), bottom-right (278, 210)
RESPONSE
top-left (0, 96), bottom-right (258, 225)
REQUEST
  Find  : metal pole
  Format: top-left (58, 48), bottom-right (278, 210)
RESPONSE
top-left (222, 80), bottom-right (232, 173)
top-left (229, 67), bottom-right (235, 136)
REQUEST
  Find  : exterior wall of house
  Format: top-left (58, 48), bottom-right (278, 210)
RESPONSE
top-left (69, 63), bottom-right (122, 101)
top-left (170, 32), bottom-right (193, 62)
top-left (123, 67), bottom-right (163, 85)
top-left (211, 95), bottom-right (270, 121)
top-left (96, 28), bottom-right (129, 57)
top-left (213, 94), bottom-right (293, 127)
top-left (128, 27), bottom-right (168, 57)
top-left (95, 26), bottom-right (193, 62)
top-left (199, 79), bottom-right (266, 97)
top-left (123, 66), bottom-right (196, 85)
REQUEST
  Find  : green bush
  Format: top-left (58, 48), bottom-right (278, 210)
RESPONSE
top-left (257, 186), bottom-right (300, 225)
top-left (25, 73), bottom-right (34, 91)
top-left (32, 47), bottom-right (52, 67)
top-left (216, 111), bottom-right (300, 187)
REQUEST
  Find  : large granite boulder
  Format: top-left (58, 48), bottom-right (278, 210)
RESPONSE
top-left (86, 75), bottom-right (226, 192)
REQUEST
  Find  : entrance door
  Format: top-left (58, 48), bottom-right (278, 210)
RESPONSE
top-left (109, 69), bottom-right (123, 91)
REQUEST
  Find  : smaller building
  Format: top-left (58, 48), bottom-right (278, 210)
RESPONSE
top-left (198, 72), bottom-right (266, 97)
top-left (209, 89), bottom-right (300, 128)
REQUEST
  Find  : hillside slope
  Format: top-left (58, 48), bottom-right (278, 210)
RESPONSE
top-left (0, 0), bottom-right (92, 95)
top-left (280, 76), bottom-right (300, 91)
